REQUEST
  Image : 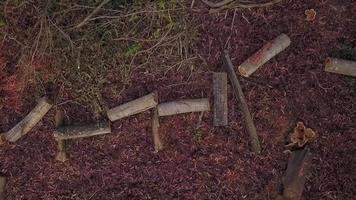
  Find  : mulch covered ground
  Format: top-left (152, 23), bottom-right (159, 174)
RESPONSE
top-left (1, 0), bottom-right (355, 199)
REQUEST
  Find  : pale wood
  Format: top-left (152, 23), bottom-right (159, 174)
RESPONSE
top-left (107, 92), bottom-right (158, 121)
top-left (53, 121), bottom-right (111, 140)
top-left (151, 107), bottom-right (163, 152)
top-left (157, 99), bottom-right (210, 117)
top-left (213, 72), bottom-right (228, 126)
top-left (54, 109), bottom-right (67, 162)
top-left (238, 33), bottom-right (291, 77)
top-left (325, 57), bottom-right (356, 77)
top-left (4, 97), bottom-right (53, 142)
top-left (222, 50), bottom-right (261, 153)
top-left (0, 176), bottom-right (5, 200)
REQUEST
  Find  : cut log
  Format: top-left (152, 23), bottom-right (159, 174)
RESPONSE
top-left (157, 99), bottom-right (210, 117)
top-left (53, 121), bottom-right (111, 140)
top-left (222, 50), bottom-right (261, 153)
top-left (107, 92), bottom-right (158, 121)
top-left (0, 176), bottom-right (5, 200)
top-left (151, 107), bottom-right (163, 152)
top-left (280, 148), bottom-right (312, 200)
top-left (213, 72), bottom-right (228, 126)
top-left (54, 109), bottom-right (67, 162)
top-left (238, 33), bottom-right (291, 77)
top-left (4, 97), bottom-right (53, 142)
top-left (325, 57), bottom-right (356, 77)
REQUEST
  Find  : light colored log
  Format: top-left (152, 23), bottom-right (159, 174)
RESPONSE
top-left (4, 97), bottom-right (53, 142)
top-left (107, 92), bottom-right (158, 121)
top-left (53, 121), bottom-right (111, 140)
top-left (325, 57), bottom-right (356, 77)
top-left (157, 98), bottom-right (210, 117)
top-left (151, 107), bottom-right (163, 152)
top-left (213, 72), bottom-right (228, 126)
top-left (54, 109), bottom-right (67, 162)
top-left (0, 176), bottom-right (5, 200)
top-left (238, 33), bottom-right (291, 77)
top-left (222, 50), bottom-right (261, 153)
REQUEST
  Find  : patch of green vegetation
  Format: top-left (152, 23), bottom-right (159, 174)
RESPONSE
top-left (124, 44), bottom-right (141, 57)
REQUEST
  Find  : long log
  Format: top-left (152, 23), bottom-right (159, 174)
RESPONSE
top-left (4, 97), bottom-right (53, 142)
top-left (151, 107), bottom-right (163, 152)
top-left (157, 99), bottom-right (210, 117)
top-left (279, 148), bottom-right (312, 200)
top-left (325, 57), bottom-right (356, 77)
top-left (53, 121), bottom-right (111, 140)
top-left (222, 50), bottom-right (261, 153)
top-left (0, 176), bottom-right (5, 200)
top-left (238, 34), bottom-right (291, 77)
top-left (54, 109), bottom-right (67, 162)
top-left (107, 92), bottom-right (158, 121)
top-left (213, 72), bottom-right (228, 126)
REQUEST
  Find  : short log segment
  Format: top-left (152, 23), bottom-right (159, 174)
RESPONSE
top-left (0, 176), bottom-right (6, 200)
top-left (213, 72), bottom-right (228, 126)
top-left (325, 57), bottom-right (356, 77)
top-left (238, 33), bottom-right (291, 77)
top-left (151, 107), bottom-right (163, 152)
top-left (54, 109), bottom-right (67, 162)
top-left (4, 97), bottom-right (53, 142)
top-left (222, 50), bottom-right (261, 153)
top-left (107, 92), bottom-right (158, 121)
top-left (157, 99), bottom-right (210, 117)
top-left (54, 121), bottom-right (111, 140)
top-left (279, 148), bottom-right (312, 200)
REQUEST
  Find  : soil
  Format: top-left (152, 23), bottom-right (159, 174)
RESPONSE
top-left (0, 0), bottom-right (355, 199)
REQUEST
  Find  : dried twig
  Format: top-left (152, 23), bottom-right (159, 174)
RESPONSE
top-left (75, 0), bottom-right (110, 29)
top-left (202, 0), bottom-right (284, 13)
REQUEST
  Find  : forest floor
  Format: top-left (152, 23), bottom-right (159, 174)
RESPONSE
top-left (0, 0), bottom-right (355, 199)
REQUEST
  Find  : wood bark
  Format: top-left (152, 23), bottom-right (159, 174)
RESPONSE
top-left (325, 57), bottom-right (356, 77)
top-left (222, 50), bottom-right (261, 153)
top-left (107, 92), bottom-right (158, 121)
top-left (54, 109), bottom-right (67, 162)
top-left (238, 34), bottom-right (291, 77)
top-left (279, 148), bottom-right (312, 200)
top-left (213, 72), bottom-right (228, 126)
top-left (0, 176), bottom-right (5, 200)
top-left (157, 99), bottom-right (210, 117)
top-left (4, 97), bottom-right (53, 142)
top-left (54, 121), bottom-right (111, 140)
top-left (151, 107), bottom-right (163, 152)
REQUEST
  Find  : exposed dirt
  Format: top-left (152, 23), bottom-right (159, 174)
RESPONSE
top-left (1, 0), bottom-right (355, 200)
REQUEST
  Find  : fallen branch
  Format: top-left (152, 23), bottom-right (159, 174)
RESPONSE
top-left (238, 33), bottom-right (291, 77)
top-left (222, 50), bottom-right (261, 153)
top-left (54, 109), bottom-right (67, 162)
top-left (206, 0), bottom-right (284, 13)
top-left (151, 107), bottom-right (163, 152)
top-left (213, 72), bottom-right (228, 126)
top-left (54, 121), bottom-right (111, 140)
top-left (325, 57), bottom-right (356, 77)
top-left (201, 0), bottom-right (234, 8)
top-left (75, 0), bottom-right (111, 29)
top-left (0, 176), bottom-right (5, 200)
top-left (158, 99), bottom-right (210, 117)
top-left (4, 97), bottom-right (53, 142)
top-left (107, 92), bottom-right (158, 121)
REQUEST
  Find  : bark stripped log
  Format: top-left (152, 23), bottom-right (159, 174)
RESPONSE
top-left (325, 57), bottom-right (356, 77)
top-left (54, 121), bottom-right (111, 140)
top-left (278, 148), bottom-right (312, 200)
top-left (54, 109), bottom-right (67, 162)
top-left (151, 107), bottom-right (163, 152)
top-left (107, 92), bottom-right (158, 121)
top-left (222, 50), bottom-right (261, 153)
top-left (238, 34), bottom-right (291, 77)
top-left (213, 72), bottom-right (228, 126)
top-left (157, 98), bottom-right (210, 117)
top-left (4, 97), bottom-right (53, 142)
top-left (0, 176), bottom-right (5, 200)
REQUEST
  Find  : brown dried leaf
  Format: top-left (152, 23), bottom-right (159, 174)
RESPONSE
top-left (305, 9), bottom-right (317, 21)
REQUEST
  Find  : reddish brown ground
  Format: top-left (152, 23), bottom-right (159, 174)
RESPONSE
top-left (1, 0), bottom-right (355, 199)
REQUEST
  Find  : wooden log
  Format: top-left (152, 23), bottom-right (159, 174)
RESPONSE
top-left (0, 176), bottom-right (5, 200)
top-left (325, 57), bottom-right (356, 77)
top-left (151, 107), bottom-right (163, 152)
top-left (238, 33), bottom-right (291, 77)
top-left (222, 50), bottom-right (261, 153)
top-left (4, 97), bottom-right (53, 142)
top-left (53, 121), bottom-right (111, 140)
top-left (107, 92), bottom-right (158, 121)
top-left (157, 99), bottom-right (210, 117)
top-left (54, 109), bottom-right (67, 162)
top-left (213, 72), bottom-right (228, 126)
top-left (280, 148), bottom-right (312, 200)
